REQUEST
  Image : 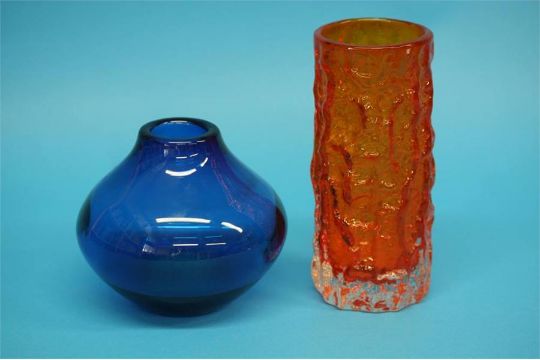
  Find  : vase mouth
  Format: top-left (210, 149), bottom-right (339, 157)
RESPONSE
top-left (140, 117), bottom-right (220, 144)
top-left (315, 18), bottom-right (432, 49)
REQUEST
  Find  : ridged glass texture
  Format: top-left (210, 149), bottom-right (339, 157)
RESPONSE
top-left (77, 118), bottom-right (286, 315)
top-left (311, 18), bottom-right (435, 312)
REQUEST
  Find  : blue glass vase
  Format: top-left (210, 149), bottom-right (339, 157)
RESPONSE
top-left (77, 118), bottom-right (287, 315)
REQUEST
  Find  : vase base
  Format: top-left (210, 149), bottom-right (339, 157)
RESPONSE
top-left (311, 249), bottom-right (431, 312)
top-left (110, 284), bottom-right (252, 316)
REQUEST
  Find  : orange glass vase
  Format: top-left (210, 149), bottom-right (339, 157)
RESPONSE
top-left (311, 18), bottom-right (435, 312)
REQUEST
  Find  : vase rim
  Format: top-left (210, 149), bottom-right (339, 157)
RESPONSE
top-left (140, 117), bottom-right (220, 144)
top-left (315, 18), bottom-right (433, 49)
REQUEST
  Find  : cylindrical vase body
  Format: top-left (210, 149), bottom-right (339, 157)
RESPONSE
top-left (311, 18), bottom-right (435, 312)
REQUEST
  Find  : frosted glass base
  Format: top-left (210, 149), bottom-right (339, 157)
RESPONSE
top-left (311, 248), bottom-right (431, 312)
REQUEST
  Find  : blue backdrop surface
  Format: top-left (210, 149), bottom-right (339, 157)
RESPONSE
top-left (1, 1), bottom-right (538, 358)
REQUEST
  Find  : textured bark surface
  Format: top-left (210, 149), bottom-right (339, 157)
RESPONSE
top-left (311, 20), bottom-right (435, 312)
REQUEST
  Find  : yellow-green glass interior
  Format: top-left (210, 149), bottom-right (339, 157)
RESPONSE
top-left (321, 19), bottom-right (426, 46)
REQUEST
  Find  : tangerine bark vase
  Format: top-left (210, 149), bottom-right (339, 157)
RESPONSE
top-left (77, 118), bottom-right (286, 315)
top-left (311, 18), bottom-right (435, 312)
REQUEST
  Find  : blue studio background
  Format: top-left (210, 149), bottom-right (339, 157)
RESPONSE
top-left (1, 1), bottom-right (538, 358)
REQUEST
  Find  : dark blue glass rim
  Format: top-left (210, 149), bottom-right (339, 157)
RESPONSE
top-left (139, 117), bottom-right (220, 143)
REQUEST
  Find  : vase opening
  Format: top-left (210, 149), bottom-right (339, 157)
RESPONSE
top-left (149, 119), bottom-right (209, 140)
top-left (317, 18), bottom-right (431, 48)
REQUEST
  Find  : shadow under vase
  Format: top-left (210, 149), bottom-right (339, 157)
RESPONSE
top-left (109, 282), bottom-right (254, 317)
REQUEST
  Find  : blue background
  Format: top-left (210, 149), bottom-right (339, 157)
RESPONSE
top-left (1, 1), bottom-right (538, 358)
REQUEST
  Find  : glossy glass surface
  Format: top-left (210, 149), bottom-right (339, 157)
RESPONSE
top-left (77, 118), bottom-right (286, 315)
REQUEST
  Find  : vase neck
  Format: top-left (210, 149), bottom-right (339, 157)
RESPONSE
top-left (133, 118), bottom-right (227, 159)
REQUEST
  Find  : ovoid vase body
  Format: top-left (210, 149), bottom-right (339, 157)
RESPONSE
top-left (77, 118), bottom-right (286, 315)
top-left (311, 18), bottom-right (435, 312)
